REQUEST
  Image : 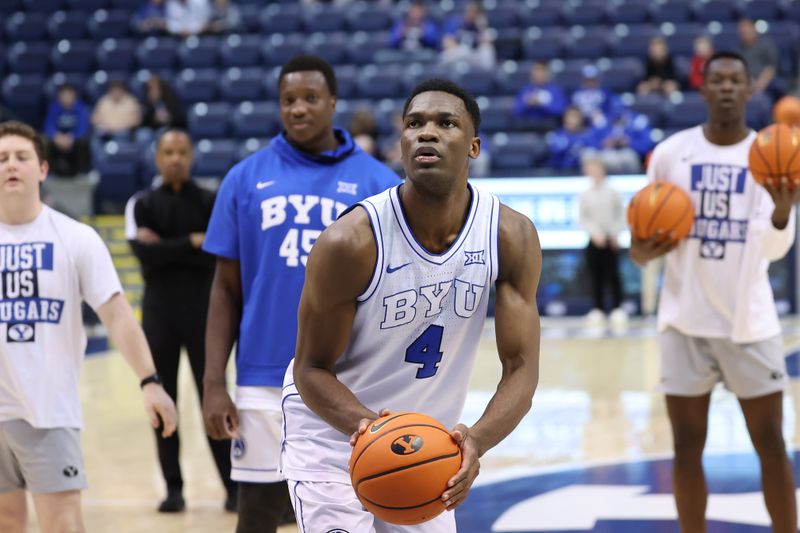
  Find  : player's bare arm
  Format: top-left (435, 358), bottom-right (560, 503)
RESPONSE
top-left (202, 257), bottom-right (242, 440)
top-left (444, 205), bottom-right (542, 511)
top-left (293, 207), bottom-right (381, 437)
top-left (96, 292), bottom-right (178, 438)
top-left (764, 178), bottom-right (800, 230)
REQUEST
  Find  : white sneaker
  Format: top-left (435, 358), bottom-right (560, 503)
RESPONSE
top-left (585, 308), bottom-right (607, 327)
top-left (609, 307), bottom-right (629, 327)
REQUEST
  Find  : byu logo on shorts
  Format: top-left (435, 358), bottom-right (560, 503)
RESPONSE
top-left (232, 438), bottom-right (246, 459)
top-left (7, 323), bottom-right (34, 343)
top-left (391, 435), bottom-right (423, 455)
top-left (62, 466), bottom-right (79, 478)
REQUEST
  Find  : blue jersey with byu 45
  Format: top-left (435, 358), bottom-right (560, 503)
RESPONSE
top-left (203, 129), bottom-right (399, 386)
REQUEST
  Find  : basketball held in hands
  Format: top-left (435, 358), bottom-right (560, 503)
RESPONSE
top-left (748, 123), bottom-right (800, 189)
top-left (627, 182), bottom-right (695, 241)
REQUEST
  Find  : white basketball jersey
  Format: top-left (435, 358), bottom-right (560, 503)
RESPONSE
top-left (281, 183), bottom-right (500, 483)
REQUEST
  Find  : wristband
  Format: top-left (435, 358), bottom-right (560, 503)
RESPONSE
top-left (140, 373), bottom-right (162, 389)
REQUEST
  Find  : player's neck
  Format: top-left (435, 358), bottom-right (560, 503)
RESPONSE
top-left (400, 184), bottom-right (471, 254)
top-left (0, 197), bottom-right (42, 225)
top-left (291, 130), bottom-right (339, 155)
top-left (702, 120), bottom-right (750, 146)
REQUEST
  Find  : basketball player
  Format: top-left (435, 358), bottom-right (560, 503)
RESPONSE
top-left (281, 79), bottom-right (542, 531)
top-left (631, 52), bottom-right (798, 532)
top-left (126, 129), bottom-right (235, 513)
top-left (0, 120), bottom-right (177, 533)
top-left (202, 55), bottom-right (399, 532)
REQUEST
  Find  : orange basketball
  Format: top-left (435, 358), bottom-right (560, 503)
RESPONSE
top-left (748, 123), bottom-right (800, 187)
top-left (627, 182), bottom-right (694, 241)
top-left (349, 412), bottom-right (462, 525)
top-left (773, 96), bottom-right (800, 126)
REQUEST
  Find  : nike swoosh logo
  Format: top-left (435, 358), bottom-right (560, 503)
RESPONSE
top-left (386, 262), bottom-right (411, 274)
top-left (256, 180), bottom-right (275, 189)
top-left (370, 414), bottom-right (407, 433)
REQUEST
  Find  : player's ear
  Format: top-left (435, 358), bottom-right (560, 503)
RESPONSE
top-left (468, 135), bottom-right (480, 160)
top-left (39, 159), bottom-right (49, 183)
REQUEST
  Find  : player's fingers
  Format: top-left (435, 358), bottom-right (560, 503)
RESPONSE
top-left (160, 405), bottom-right (177, 437)
top-left (146, 404), bottom-right (160, 429)
top-left (224, 411), bottom-right (239, 439)
top-left (378, 408), bottom-right (391, 417)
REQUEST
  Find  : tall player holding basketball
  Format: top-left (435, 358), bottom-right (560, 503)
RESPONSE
top-left (281, 79), bottom-right (541, 531)
top-left (0, 122), bottom-right (177, 533)
top-left (631, 52), bottom-right (799, 533)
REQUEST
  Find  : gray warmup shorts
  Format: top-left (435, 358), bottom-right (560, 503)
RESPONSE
top-left (658, 328), bottom-right (788, 399)
top-left (0, 419), bottom-right (87, 493)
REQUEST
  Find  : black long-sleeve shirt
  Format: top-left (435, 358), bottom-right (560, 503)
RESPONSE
top-left (127, 181), bottom-right (216, 308)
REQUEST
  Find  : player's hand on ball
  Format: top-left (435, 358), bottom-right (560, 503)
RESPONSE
top-left (763, 177), bottom-right (800, 230)
top-left (349, 408), bottom-right (391, 447)
top-left (202, 384), bottom-right (239, 440)
top-left (142, 382), bottom-right (178, 438)
top-left (443, 423), bottom-right (480, 511)
top-left (629, 230), bottom-right (680, 266)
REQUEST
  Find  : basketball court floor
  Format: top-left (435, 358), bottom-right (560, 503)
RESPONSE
top-left (33, 316), bottom-right (800, 532)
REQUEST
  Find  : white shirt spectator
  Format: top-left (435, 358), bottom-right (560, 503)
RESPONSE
top-left (166, 0), bottom-right (211, 36)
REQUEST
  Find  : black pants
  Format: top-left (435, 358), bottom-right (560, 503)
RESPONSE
top-left (585, 241), bottom-right (622, 312)
top-left (47, 137), bottom-right (90, 178)
top-left (142, 301), bottom-right (235, 496)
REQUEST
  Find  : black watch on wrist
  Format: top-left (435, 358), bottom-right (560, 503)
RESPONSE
top-left (140, 373), bottom-right (162, 389)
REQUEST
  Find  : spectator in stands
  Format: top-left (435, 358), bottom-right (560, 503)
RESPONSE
top-left (586, 111), bottom-right (653, 174)
top-left (738, 18), bottom-right (780, 97)
top-left (637, 37), bottom-right (678, 97)
top-left (166, 0), bottom-right (211, 38)
top-left (92, 81), bottom-right (143, 138)
top-left (134, 0), bottom-right (167, 35)
top-left (689, 35), bottom-right (714, 90)
top-left (547, 106), bottom-right (592, 170)
top-left (142, 75), bottom-right (187, 132)
top-left (44, 84), bottom-right (91, 179)
top-left (348, 107), bottom-right (380, 158)
top-left (378, 111), bottom-right (404, 176)
top-left (389, 1), bottom-right (440, 51)
top-left (514, 61), bottom-right (567, 131)
top-left (572, 65), bottom-right (622, 128)
top-left (439, 1), bottom-right (496, 70)
top-left (205, 0), bottom-right (242, 34)
top-left (578, 156), bottom-right (627, 327)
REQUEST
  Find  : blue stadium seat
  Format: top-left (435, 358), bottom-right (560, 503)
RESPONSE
top-left (231, 101), bottom-right (280, 139)
top-left (601, 57), bottom-right (644, 92)
top-left (493, 27), bottom-right (522, 61)
top-left (452, 68), bottom-right (498, 96)
top-left (605, 4), bottom-right (650, 24)
top-left (0, 0), bottom-right (23, 14)
top-left (333, 65), bottom-right (358, 99)
top-left (521, 6), bottom-right (562, 26)
top-left (566, 33), bottom-right (610, 59)
top-left (51, 40), bottom-right (96, 73)
top-left (305, 33), bottom-right (349, 65)
top-left (137, 37), bottom-right (178, 70)
top-left (262, 33), bottom-right (306, 67)
top-left (304, 4), bottom-right (346, 33)
top-left (781, 1), bottom-right (800, 20)
top-left (85, 70), bottom-right (127, 102)
top-left (237, 5), bottom-right (262, 33)
top-left (357, 65), bottom-right (405, 99)
top-left (44, 72), bottom-right (88, 102)
top-left (692, 0), bottom-right (739, 23)
top-left (495, 60), bottom-right (533, 95)
top-left (188, 102), bottom-right (231, 139)
top-left (348, 32), bottom-right (389, 65)
top-left (109, 0), bottom-right (139, 9)
top-left (746, 93), bottom-right (771, 130)
top-left (665, 24), bottom-right (705, 56)
top-left (177, 35), bottom-right (220, 69)
top-left (561, 4), bottom-right (606, 26)
top-left (7, 43), bottom-right (50, 74)
top-left (649, 1), bottom-right (693, 23)
top-left (193, 139), bottom-right (240, 179)
top-left (626, 93), bottom-right (665, 128)
top-left (48, 11), bottom-right (88, 40)
top-left (478, 96), bottom-right (517, 133)
top-left (490, 132), bottom-right (544, 171)
top-left (401, 63), bottom-right (447, 95)
top-left (346, 4), bottom-right (393, 32)
top-left (485, 5), bottom-right (521, 29)
top-left (219, 34), bottom-right (261, 68)
top-left (87, 9), bottom-right (131, 39)
top-left (259, 4), bottom-right (303, 35)
top-left (94, 140), bottom-right (143, 212)
top-left (67, 0), bottom-right (108, 10)
top-left (23, 0), bottom-right (65, 13)
top-left (219, 67), bottom-right (265, 102)
top-left (662, 93), bottom-right (706, 129)
top-left (521, 31), bottom-right (564, 61)
top-left (5, 12), bottom-right (48, 42)
top-left (2, 74), bottom-right (44, 125)
top-left (174, 69), bottom-right (219, 104)
top-left (740, 0), bottom-right (780, 20)
top-left (238, 137), bottom-right (270, 160)
top-left (554, 61), bottom-right (591, 93)
top-left (96, 38), bottom-right (136, 72)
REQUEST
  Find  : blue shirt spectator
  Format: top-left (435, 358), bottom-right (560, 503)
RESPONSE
top-left (439, 1), bottom-right (496, 70)
top-left (547, 106), bottom-right (593, 169)
top-left (44, 85), bottom-right (90, 140)
top-left (514, 61), bottom-right (567, 122)
top-left (390, 1), bottom-right (440, 51)
top-left (591, 111), bottom-right (654, 158)
top-left (133, 0), bottom-right (166, 34)
top-left (571, 65), bottom-right (622, 126)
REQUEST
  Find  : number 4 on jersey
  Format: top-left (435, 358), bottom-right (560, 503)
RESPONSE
top-left (405, 325), bottom-right (444, 379)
